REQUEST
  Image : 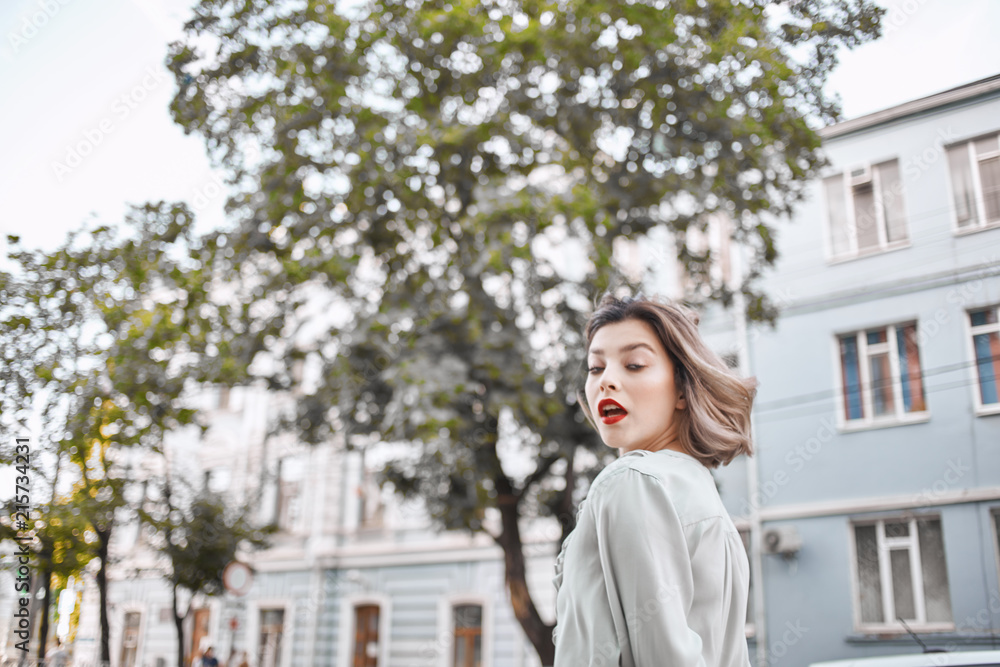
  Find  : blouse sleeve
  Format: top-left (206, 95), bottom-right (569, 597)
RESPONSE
top-left (592, 468), bottom-right (710, 667)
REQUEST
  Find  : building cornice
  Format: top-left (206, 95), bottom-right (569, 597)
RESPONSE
top-left (756, 485), bottom-right (1000, 522)
top-left (820, 74), bottom-right (1000, 140)
top-left (777, 260), bottom-right (1000, 317)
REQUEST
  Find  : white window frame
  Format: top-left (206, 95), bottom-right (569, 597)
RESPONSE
top-left (965, 305), bottom-right (1000, 416)
top-left (337, 593), bottom-right (391, 667)
top-left (823, 160), bottom-right (909, 262)
top-left (847, 516), bottom-right (954, 634)
top-left (948, 132), bottom-right (1000, 233)
top-left (835, 322), bottom-right (929, 432)
top-left (436, 594), bottom-right (493, 667)
top-left (247, 600), bottom-right (293, 667)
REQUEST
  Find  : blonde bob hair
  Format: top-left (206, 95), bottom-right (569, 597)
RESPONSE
top-left (578, 294), bottom-right (756, 468)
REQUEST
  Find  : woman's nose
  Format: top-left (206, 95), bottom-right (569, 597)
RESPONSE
top-left (600, 370), bottom-right (620, 392)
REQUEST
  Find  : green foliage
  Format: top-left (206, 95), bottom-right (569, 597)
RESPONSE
top-left (166, 0), bottom-right (882, 659)
top-left (0, 203), bottom-right (237, 662)
top-left (0, 202), bottom-right (226, 555)
top-left (0, 493), bottom-right (95, 582)
top-left (0, 203), bottom-right (224, 449)
top-left (152, 489), bottom-right (273, 597)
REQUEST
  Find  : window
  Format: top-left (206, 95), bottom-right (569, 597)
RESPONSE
top-left (947, 132), bottom-right (1000, 230)
top-left (992, 509), bottom-right (1000, 579)
top-left (271, 456), bottom-right (305, 531)
top-left (358, 467), bottom-right (385, 529)
top-left (258, 608), bottom-right (285, 667)
top-left (339, 597), bottom-right (389, 667)
top-left (353, 604), bottom-right (380, 667)
top-left (970, 306), bottom-right (1000, 411)
top-left (453, 604), bottom-right (483, 667)
top-left (824, 160), bottom-right (908, 260)
top-left (119, 611), bottom-right (141, 667)
top-left (738, 529), bottom-right (755, 632)
top-left (839, 323), bottom-right (927, 426)
top-left (191, 608), bottom-right (210, 665)
top-left (852, 517), bottom-right (952, 630)
top-left (218, 386), bottom-right (231, 410)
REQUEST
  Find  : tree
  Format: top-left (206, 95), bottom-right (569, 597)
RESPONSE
top-left (140, 480), bottom-right (271, 667)
top-left (0, 476), bottom-right (95, 663)
top-left (0, 204), bottom-right (229, 664)
top-left (167, 0), bottom-right (882, 661)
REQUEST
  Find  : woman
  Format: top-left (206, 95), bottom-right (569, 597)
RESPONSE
top-left (553, 294), bottom-right (755, 667)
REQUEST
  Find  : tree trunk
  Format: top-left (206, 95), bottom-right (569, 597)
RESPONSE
top-left (38, 567), bottom-right (52, 664)
top-left (557, 451), bottom-right (577, 545)
top-left (495, 493), bottom-right (555, 666)
top-left (172, 582), bottom-right (187, 667)
top-left (96, 524), bottom-right (112, 667)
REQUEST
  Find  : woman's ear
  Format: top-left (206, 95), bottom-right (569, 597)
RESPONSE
top-left (677, 394), bottom-right (687, 410)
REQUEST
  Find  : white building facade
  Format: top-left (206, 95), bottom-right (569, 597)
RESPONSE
top-left (74, 383), bottom-right (557, 667)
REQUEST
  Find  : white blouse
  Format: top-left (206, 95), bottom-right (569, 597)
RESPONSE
top-left (553, 448), bottom-right (751, 667)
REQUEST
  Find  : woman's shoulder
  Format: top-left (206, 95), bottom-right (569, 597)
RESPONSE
top-left (595, 449), bottom-right (712, 486)
top-left (590, 450), bottom-right (725, 525)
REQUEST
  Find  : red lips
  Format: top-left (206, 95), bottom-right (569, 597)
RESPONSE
top-left (597, 398), bottom-right (628, 425)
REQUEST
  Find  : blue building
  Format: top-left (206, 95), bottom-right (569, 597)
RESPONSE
top-left (729, 73), bottom-right (1000, 666)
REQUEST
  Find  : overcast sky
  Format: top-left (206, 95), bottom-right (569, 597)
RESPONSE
top-left (2, 0), bottom-right (999, 254)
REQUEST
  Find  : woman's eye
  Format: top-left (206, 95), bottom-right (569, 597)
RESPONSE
top-left (626, 364), bottom-right (646, 371)
top-left (587, 366), bottom-right (603, 374)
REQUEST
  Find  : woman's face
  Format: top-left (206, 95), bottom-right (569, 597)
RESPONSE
top-left (584, 318), bottom-right (686, 454)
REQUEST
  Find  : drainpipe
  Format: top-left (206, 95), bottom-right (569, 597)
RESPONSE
top-left (732, 250), bottom-right (768, 667)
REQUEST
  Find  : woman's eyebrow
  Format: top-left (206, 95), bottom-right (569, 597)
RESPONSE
top-left (588, 342), bottom-right (656, 356)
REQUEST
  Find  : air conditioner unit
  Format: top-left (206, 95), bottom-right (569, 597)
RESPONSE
top-left (849, 163), bottom-right (872, 186)
top-left (763, 525), bottom-right (802, 557)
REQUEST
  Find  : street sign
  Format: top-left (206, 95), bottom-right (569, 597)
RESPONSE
top-left (222, 561), bottom-right (253, 597)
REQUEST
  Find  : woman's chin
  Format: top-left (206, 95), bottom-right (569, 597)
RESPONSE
top-left (602, 437), bottom-right (637, 452)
